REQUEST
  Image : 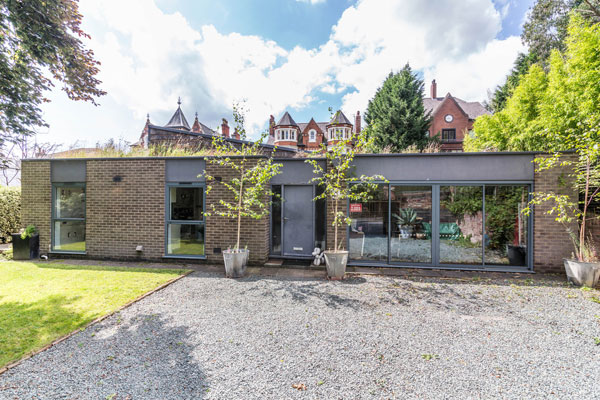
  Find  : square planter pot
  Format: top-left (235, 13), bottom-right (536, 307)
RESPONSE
top-left (323, 250), bottom-right (348, 280)
top-left (563, 259), bottom-right (600, 288)
top-left (223, 249), bottom-right (249, 278)
top-left (11, 233), bottom-right (40, 260)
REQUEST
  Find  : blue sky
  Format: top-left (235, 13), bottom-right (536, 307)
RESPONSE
top-left (39, 0), bottom-right (534, 148)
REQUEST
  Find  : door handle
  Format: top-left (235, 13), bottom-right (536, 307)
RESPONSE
top-left (283, 217), bottom-right (289, 221)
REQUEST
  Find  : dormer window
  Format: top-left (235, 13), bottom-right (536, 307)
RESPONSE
top-left (275, 128), bottom-right (297, 142)
top-left (309, 129), bottom-right (316, 142)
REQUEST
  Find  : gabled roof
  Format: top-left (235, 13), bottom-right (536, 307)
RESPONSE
top-left (165, 98), bottom-right (191, 130)
top-left (277, 111), bottom-right (298, 126)
top-left (423, 93), bottom-right (490, 120)
top-left (329, 110), bottom-right (352, 125)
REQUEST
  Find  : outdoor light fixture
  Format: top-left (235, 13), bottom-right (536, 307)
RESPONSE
top-left (136, 245), bottom-right (143, 252)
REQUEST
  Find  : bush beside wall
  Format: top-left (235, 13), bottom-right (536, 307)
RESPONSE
top-left (0, 186), bottom-right (21, 243)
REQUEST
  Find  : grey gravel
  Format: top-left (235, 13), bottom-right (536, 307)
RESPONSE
top-left (1, 270), bottom-right (600, 399)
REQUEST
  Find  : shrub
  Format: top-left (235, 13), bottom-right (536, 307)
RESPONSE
top-left (0, 186), bottom-right (21, 243)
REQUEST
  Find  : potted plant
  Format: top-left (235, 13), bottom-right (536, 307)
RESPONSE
top-left (393, 208), bottom-right (418, 239)
top-left (11, 225), bottom-right (39, 260)
top-left (204, 104), bottom-right (282, 278)
top-left (306, 122), bottom-right (384, 280)
top-left (527, 152), bottom-right (600, 286)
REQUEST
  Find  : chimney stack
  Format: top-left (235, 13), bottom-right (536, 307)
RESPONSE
top-left (355, 111), bottom-right (361, 134)
top-left (430, 79), bottom-right (437, 99)
top-left (221, 118), bottom-right (230, 138)
top-left (269, 115), bottom-right (275, 137)
top-left (233, 127), bottom-right (241, 140)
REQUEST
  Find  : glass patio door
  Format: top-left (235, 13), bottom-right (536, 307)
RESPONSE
top-left (390, 185), bottom-right (433, 263)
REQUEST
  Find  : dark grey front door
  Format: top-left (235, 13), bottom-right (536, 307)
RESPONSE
top-left (283, 185), bottom-right (314, 256)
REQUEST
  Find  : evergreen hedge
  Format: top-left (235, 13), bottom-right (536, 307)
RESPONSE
top-left (0, 187), bottom-right (21, 242)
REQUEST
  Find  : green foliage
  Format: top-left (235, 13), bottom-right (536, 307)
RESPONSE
top-left (20, 224), bottom-right (36, 240)
top-left (521, 15), bottom-right (600, 261)
top-left (364, 64), bottom-right (433, 152)
top-left (393, 208), bottom-right (418, 227)
top-left (203, 104), bottom-right (282, 250)
top-left (522, 0), bottom-right (576, 63)
top-left (466, 64), bottom-right (551, 151)
top-left (485, 187), bottom-right (528, 250)
top-left (486, 52), bottom-right (539, 113)
top-left (0, 186), bottom-right (20, 242)
top-left (305, 128), bottom-right (386, 251)
top-left (0, 0), bottom-right (105, 156)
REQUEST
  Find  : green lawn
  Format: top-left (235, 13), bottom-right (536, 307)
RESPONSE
top-left (0, 261), bottom-right (188, 368)
top-left (169, 240), bottom-right (205, 255)
top-left (53, 241), bottom-right (86, 252)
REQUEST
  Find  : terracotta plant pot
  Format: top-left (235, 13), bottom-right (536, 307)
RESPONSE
top-left (563, 259), bottom-right (600, 287)
top-left (323, 250), bottom-right (348, 280)
top-left (223, 249), bottom-right (249, 278)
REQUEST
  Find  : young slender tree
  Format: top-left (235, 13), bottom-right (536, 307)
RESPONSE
top-left (203, 104), bottom-right (282, 251)
top-left (305, 130), bottom-right (385, 251)
top-left (364, 64), bottom-right (433, 152)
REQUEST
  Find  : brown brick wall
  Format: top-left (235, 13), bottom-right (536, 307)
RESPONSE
top-left (86, 159), bottom-right (165, 260)
top-left (533, 154), bottom-right (578, 273)
top-left (429, 98), bottom-right (473, 152)
top-left (21, 161), bottom-right (52, 253)
top-left (204, 158), bottom-right (269, 265)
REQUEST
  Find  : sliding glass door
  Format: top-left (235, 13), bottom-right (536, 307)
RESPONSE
top-left (347, 182), bottom-right (532, 269)
top-left (390, 186), bottom-right (432, 263)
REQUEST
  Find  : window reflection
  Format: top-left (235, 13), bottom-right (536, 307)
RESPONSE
top-left (390, 186), bottom-right (432, 263)
top-left (440, 186), bottom-right (483, 265)
top-left (484, 185), bottom-right (529, 266)
top-left (349, 184), bottom-right (388, 262)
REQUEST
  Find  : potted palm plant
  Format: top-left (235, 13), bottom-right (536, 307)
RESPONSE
top-left (393, 208), bottom-right (418, 239)
top-left (204, 105), bottom-right (282, 278)
top-left (306, 125), bottom-right (384, 280)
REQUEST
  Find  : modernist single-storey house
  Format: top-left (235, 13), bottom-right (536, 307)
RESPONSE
top-left (21, 152), bottom-right (575, 273)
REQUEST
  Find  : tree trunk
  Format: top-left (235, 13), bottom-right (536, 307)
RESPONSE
top-left (579, 156), bottom-right (590, 261)
top-left (334, 197), bottom-right (338, 251)
top-left (236, 164), bottom-right (244, 250)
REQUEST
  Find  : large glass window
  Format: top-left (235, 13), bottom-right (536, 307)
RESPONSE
top-left (349, 184), bottom-right (389, 262)
top-left (166, 186), bottom-right (205, 256)
top-left (439, 186), bottom-right (483, 265)
top-left (390, 186), bottom-right (432, 263)
top-left (484, 185), bottom-right (529, 266)
top-left (52, 184), bottom-right (86, 252)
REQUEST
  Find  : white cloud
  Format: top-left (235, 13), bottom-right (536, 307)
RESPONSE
top-left (43, 0), bottom-right (525, 146)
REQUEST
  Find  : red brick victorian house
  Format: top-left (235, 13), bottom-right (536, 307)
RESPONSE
top-left (423, 80), bottom-right (490, 152)
top-left (269, 109), bottom-right (361, 151)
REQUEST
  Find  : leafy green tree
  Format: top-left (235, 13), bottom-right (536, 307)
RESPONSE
top-left (521, 14), bottom-right (600, 261)
top-left (364, 64), bottom-right (433, 152)
top-left (0, 0), bottom-right (105, 158)
top-left (305, 132), bottom-right (385, 251)
top-left (203, 104), bottom-right (282, 251)
top-left (466, 64), bottom-right (550, 151)
top-left (522, 0), bottom-right (577, 63)
top-left (486, 52), bottom-right (538, 113)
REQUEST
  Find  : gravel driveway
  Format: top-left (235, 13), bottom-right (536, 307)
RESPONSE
top-left (1, 270), bottom-right (599, 399)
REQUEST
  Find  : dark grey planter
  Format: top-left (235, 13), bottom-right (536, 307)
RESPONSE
top-left (323, 250), bottom-right (348, 280)
top-left (507, 245), bottom-right (526, 266)
top-left (223, 249), bottom-right (249, 278)
top-left (564, 259), bottom-right (600, 287)
top-left (11, 233), bottom-right (39, 260)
